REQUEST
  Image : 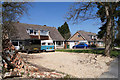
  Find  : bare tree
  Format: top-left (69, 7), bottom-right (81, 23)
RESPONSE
top-left (66, 1), bottom-right (120, 56)
top-left (2, 2), bottom-right (31, 40)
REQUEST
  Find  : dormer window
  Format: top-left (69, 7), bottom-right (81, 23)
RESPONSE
top-left (91, 35), bottom-right (94, 39)
top-left (27, 29), bottom-right (38, 35)
top-left (91, 35), bottom-right (97, 40)
top-left (94, 36), bottom-right (97, 40)
top-left (34, 30), bottom-right (38, 35)
top-left (30, 29), bottom-right (33, 34)
top-left (26, 29), bottom-right (49, 36)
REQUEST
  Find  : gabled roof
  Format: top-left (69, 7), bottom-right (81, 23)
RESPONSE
top-left (68, 30), bottom-right (103, 41)
top-left (78, 30), bottom-right (103, 41)
top-left (10, 23), bottom-right (65, 41)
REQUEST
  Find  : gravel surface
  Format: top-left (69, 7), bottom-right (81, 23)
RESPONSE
top-left (20, 52), bottom-right (114, 78)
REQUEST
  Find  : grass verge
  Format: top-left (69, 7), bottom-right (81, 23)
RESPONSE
top-left (56, 49), bottom-right (120, 57)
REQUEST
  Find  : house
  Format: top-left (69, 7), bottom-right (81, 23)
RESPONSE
top-left (68, 30), bottom-right (104, 49)
top-left (10, 22), bottom-right (65, 49)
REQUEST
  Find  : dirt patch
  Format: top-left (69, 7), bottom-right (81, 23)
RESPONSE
top-left (20, 52), bottom-right (114, 78)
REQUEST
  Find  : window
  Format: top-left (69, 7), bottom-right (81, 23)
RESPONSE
top-left (79, 43), bottom-right (84, 45)
top-left (19, 42), bottom-right (23, 46)
top-left (91, 35), bottom-right (94, 39)
top-left (48, 43), bottom-right (53, 45)
top-left (30, 29), bottom-right (33, 34)
top-left (27, 29), bottom-right (39, 35)
top-left (42, 43), bottom-right (46, 45)
top-left (78, 35), bottom-right (81, 37)
top-left (12, 42), bottom-right (18, 46)
top-left (94, 36), bottom-right (97, 40)
top-left (34, 30), bottom-right (38, 35)
top-left (27, 29), bottom-right (49, 36)
top-left (56, 41), bottom-right (62, 46)
top-left (40, 30), bottom-right (49, 36)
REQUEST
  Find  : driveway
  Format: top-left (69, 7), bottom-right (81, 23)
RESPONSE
top-left (100, 58), bottom-right (118, 78)
top-left (20, 52), bottom-right (114, 78)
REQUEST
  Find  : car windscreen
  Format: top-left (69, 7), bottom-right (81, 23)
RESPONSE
top-left (78, 43), bottom-right (84, 45)
top-left (48, 43), bottom-right (53, 45)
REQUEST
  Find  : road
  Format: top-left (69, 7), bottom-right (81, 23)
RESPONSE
top-left (100, 58), bottom-right (118, 78)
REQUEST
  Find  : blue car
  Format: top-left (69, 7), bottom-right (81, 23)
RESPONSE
top-left (73, 43), bottom-right (88, 49)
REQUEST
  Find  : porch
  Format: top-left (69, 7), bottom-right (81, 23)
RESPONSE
top-left (53, 41), bottom-right (64, 49)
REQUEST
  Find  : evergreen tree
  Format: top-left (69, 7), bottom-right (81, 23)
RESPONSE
top-left (58, 22), bottom-right (71, 40)
top-left (115, 18), bottom-right (120, 46)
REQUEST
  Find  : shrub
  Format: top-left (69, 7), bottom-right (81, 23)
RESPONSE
top-left (89, 44), bottom-right (96, 48)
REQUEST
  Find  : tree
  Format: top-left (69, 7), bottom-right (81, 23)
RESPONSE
top-left (115, 18), bottom-right (120, 47)
top-left (66, 2), bottom-right (120, 56)
top-left (1, 2), bottom-right (30, 71)
top-left (58, 22), bottom-right (71, 40)
top-left (2, 2), bottom-right (30, 40)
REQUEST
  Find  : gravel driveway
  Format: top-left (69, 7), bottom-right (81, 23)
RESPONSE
top-left (20, 52), bottom-right (114, 78)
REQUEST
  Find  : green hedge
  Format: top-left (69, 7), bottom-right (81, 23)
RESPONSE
top-left (56, 49), bottom-right (120, 57)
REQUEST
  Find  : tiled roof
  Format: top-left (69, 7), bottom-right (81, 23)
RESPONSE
top-left (10, 23), bottom-right (65, 41)
top-left (78, 30), bottom-right (103, 41)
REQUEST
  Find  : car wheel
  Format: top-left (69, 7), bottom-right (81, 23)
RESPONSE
top-left (52, 50), bottom-right (55, 52)
top-left (43, 49), bottom-right (46, 52)
top-left (39, 50), bottom-right (41, 53)
top-left (27, 50), bottom-right (30, 54)
top-left (73, 47), bottom-right (76, 49)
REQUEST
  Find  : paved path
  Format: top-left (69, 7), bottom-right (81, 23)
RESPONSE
top-left (100, 58), bottom-right (118, 78)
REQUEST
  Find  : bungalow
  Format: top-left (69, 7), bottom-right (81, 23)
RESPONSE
top-left (68, 30), bottom-right (104, 49)
top-left (10, 22), bottom-right (65, 49)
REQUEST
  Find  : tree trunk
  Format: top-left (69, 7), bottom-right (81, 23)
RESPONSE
top-left (104, 6), bottom-right (113, 57)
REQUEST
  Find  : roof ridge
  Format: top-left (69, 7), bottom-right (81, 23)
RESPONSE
top-left (15, 22), bottom-right (56, 28)
top-left (78, 30), bottom-right (96, 34)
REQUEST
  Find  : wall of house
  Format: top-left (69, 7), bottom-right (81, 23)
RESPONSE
top-left (97, 41), bottom-right (104, 47)
top-left (88, 41), bottom-right (104, 47)
top-left (30, 35), bottom-right (49, 40)
top-left (54, 41), bottom-right (64, 49)
top-left (70, 32), bottom-right (85, 41)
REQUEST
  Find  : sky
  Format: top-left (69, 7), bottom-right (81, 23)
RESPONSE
top-left (20, 2), bottom-right (102, 36)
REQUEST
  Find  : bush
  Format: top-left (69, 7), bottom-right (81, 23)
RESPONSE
top-left (110, 50), bottom-right (120, 57)
top-left (88, 44), bottom-right (96, 48)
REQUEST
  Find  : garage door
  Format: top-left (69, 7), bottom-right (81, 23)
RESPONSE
top-left (69, 42), bottom-right (75, 49)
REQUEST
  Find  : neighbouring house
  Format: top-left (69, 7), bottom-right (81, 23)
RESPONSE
top-left (10, 22), bottom-right (65, 49)
top-left (68, 30), bottom-right (104, 49)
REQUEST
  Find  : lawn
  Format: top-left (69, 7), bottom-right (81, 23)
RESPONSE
top-left (56, 49), bottom-right (120, 57)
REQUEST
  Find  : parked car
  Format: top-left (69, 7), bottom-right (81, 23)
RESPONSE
top-left (41, 40), bottom-right (55, 52)
top-left (12, 39), bottom-right (55, 54)
top-left (73, 43), bottom-right (88, 49)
